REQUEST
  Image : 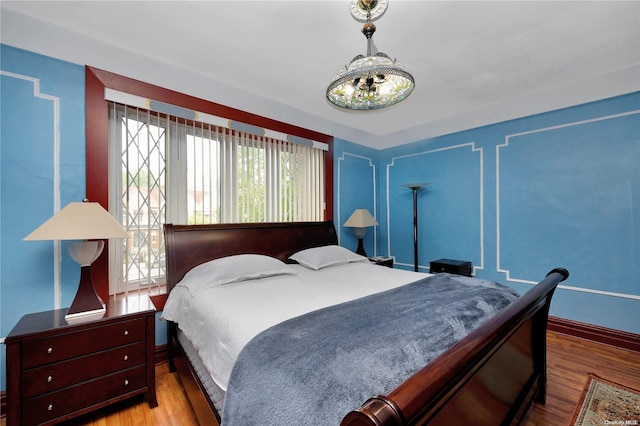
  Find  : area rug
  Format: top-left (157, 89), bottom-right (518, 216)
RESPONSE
top-left (571, 373), bottom-right (640, 425)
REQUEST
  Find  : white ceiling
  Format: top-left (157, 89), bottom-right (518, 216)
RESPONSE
top-left (1, 1), bottom-right (639, 149)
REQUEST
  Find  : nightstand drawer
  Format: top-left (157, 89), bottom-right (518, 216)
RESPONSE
top-left (21, 318), bottom-right (146, 368)
top-left (22, 365), bottom-right (147, 426)
top-left (22, 341), bottom-right (146, 397)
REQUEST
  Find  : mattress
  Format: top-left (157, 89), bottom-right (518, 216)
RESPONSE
top-left (177, 329), bottom-right (226, 413)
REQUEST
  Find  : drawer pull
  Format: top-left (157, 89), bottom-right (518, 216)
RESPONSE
top-left (47, 375), bottom-right (53, 383)
top-left (48, 404), bottom-right (53, 411)
top-left (124, 379), bottom-right (129, 386)
top-left (124, 330), bottom-right (129, 336)
top-left (124, 355), bottom-right (128, 361)
top-left (47, 347), bottom-right (53, 354)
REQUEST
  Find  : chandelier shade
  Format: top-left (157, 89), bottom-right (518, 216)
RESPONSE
top-left (327, 54), bottom-right (414, 110)
top-left (327, 0), bottom-right (414, 110)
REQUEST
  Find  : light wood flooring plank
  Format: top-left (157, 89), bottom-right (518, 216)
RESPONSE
top-left (521, 331), bottom-right (640, 425)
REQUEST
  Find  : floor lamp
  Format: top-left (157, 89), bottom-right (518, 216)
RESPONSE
top-left (402, 183), bottom-right (428, 272)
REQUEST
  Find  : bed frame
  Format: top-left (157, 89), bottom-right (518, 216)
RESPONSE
top-left (164, 221), bottom-right (569, 425)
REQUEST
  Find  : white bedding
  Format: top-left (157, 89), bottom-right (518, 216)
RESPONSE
top-left (161, 261), bottom-right (428, 391)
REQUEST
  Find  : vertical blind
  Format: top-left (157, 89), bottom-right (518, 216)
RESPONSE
top-left (187, 122), bottom-right (325, 224)
top-left (108, 102), bottom-right (325, 296)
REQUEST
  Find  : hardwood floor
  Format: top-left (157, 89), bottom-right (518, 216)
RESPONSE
top-left (521, 331), bottom-right (640, 425)
top-left (4, 331), bottom-right (637, 425)
top-left (63, 362), bottom-right (199, 426)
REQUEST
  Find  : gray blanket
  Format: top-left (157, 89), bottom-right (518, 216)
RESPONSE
top-left (222, 273), bottom-right (519, 425)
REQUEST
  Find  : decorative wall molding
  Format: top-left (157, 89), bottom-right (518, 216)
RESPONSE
top-left (337, 152), bottom-right (377, 252)
top-left (496, 110), bottom-right (640, 301)
top-left (0, 70), bottom-right (62, 309)
top-left (386, 142), bottom-right (484, 272)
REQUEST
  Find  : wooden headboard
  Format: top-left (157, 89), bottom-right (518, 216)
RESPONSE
top-left (163, 221), bottom-right (338, 292)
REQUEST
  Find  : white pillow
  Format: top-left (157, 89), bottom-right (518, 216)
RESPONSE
top-left (177, 254), bottom-right (295, 295)
top-left (289, 245), bottom-right (368, 270)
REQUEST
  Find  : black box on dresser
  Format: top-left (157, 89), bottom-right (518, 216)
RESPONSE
top-left (429, 258), bottom-right (473, 277)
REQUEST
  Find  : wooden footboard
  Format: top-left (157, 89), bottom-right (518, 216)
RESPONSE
top-left (342, 268), bottom-right (569, 426)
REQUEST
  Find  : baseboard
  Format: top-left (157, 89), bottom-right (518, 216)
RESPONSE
top-left (548, 316), bottom-right (640, 353)
top-left (155, 343), bottom-right (170, 364)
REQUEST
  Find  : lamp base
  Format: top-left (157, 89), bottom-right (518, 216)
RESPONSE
top-left (65, 265), bottom-right (106, 324)
top-left (65, 307), bottom-right (107, 325)
top-left (355, 237), bottom-right (368, 257)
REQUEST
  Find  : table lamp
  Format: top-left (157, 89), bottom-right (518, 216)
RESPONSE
top-left (343, 208), bottom-right (378, 257)
top-left (24, 199), bottom-right (129, 324)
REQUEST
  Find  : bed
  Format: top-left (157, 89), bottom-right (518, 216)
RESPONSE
top-left (162, 220), bottom-right (568, 425)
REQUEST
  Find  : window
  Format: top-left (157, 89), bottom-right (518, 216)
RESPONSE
top-left (86, 67), bottom-right (333, 305)
top-left (108, 102), bottom-right (326, 295)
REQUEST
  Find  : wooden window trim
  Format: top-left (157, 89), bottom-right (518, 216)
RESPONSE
top-left (85, 66), bottom-right (334, 309)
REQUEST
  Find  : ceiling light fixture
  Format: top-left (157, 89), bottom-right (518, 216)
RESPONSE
top-left (326, 0), bottom-right (414, 111)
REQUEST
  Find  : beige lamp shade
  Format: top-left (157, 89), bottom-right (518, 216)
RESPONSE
top-left (343, 208), bottom-right (378, 228)
top-left (23, 201), bottom-right (128, 241)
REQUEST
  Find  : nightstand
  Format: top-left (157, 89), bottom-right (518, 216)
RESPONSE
top-left (4, 296), bottom-right (157, 426)
top-left (369, 256), bottom-right (393, 268)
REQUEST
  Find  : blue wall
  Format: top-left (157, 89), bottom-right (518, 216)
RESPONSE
top-left (0, 46), bottom-right (174, 391)
top-left (337, 93), bottom-right (640, 335)
top-left (378, 93), bottom-right (640, 333)
top-left (2, 43), bottom-right (639, 392)
top-left (1, 45), bottom-right (86, 390)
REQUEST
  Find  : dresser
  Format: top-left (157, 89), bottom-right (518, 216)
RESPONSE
top-left (4, 296), bottom-right (157, 426)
